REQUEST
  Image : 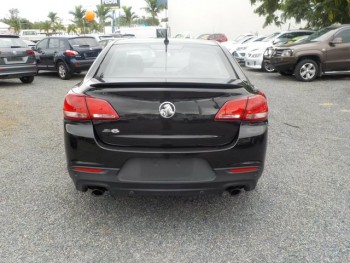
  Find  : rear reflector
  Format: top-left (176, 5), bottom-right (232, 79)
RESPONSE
top-left (230, 167), bottom-right (258, 173)
top-left (215, 93), bottom-right (268, 122)
top-left (63, 92), bottom-right (119, 121)
top-left (73, 167), bottom-right (104, 173)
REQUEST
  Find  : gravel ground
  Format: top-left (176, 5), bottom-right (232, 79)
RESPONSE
top-left (0, 70), bottom-right (349, 263)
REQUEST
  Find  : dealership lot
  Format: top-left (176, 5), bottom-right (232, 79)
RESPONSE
top-left (0, 71), bottom-right (349, 262)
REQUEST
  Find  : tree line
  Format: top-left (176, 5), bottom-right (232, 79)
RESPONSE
top-left (0, 0), bottom-right (165, 34)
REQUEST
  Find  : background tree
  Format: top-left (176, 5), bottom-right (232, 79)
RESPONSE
top-left (1, 8), bottom-right (21, 33)
top-left (69, 5), bottom-right (86, 33)
top-left (250, 0), bottom-right (350, 28)
top-left (47, 12), bottom-right (60, 33)
top-left (95, 4), bottom-right (112, 33)
top-left (121, 6), bottom-right (138, 27)
top-left (143, 0), bottom-right (165, 26)
top-left (40, 21), bottom-right (52, 34)
top-left (67, 24), bottom-right (78, 34)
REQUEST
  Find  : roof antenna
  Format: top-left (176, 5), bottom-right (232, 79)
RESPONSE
top-left (164, 28), bottom-right (169, 52)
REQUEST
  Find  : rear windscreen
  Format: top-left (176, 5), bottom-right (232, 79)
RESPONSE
top-left (95, 43), bottom-right (236, 83)
top-left (0, 37), bottom-right (27, 48)
top-left (68, 37), bottom-right (99, 47)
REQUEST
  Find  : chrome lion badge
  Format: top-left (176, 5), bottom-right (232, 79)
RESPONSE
top-left (159, 102), bottom-right (176, 119)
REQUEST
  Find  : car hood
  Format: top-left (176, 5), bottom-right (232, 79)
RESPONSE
top-left (276, 40), bottom-right (321, 50)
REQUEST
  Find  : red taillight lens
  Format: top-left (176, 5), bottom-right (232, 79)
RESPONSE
top-left (215, 98), bottom-right (247, 120)
top-left (63, 92), bottom-right (119, 121)
top-left (73, 167), bottom-right (104, 173)
top-left (86, 97), bottom-right (119, 120)
top-left (26, 50), bottom-right (35, 56)
top-left (64, 93), bottom-right (90, 120)
top-left (230, 167), bottom-right (258, 173)
top-left (65, 50), bottom-right (79, 57)
top-left (215, 94), bottom-right (268, 122)
top-left (243, 94), bottom-right (268, 121)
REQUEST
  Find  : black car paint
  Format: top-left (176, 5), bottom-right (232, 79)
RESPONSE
top-left (64, 39), bottom-right (268, 196)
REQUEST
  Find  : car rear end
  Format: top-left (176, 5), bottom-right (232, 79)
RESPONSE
top-left (63, 40), bottom-right (268, 196)
top-left (66, 37), bottom-right (102, 72)
top-left (0, 35), bottom-right (37, 81)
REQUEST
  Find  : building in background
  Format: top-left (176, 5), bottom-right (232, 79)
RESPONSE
top-left (0, 22), bottom-right (10, 34)
top-left (168, 0), bottom-right (304, 40)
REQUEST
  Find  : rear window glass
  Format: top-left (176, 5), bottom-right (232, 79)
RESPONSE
top-left (95, 43), bottom-right (235, 83)
top-left (68, 37), bottom-right (99, 47)
top-left (0, 37), bottom-right (27, 48)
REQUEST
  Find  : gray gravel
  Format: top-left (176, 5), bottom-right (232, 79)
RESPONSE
top-left (0, 70), bottom-right (349, 263)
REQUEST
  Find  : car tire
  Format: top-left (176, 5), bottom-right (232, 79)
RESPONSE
top-left (19, 76), bottom-right (34, 84)
top-left (262, 60), bottom-right (275, 73)
top-left (57, 61), bottom-right (72, 80)
top-left (294, 59), bottom-right (318, 82)
top-left (279, 71), bottom-right (293, 76)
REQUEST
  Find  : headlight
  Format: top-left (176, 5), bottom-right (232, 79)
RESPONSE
top-left (281, 49), bottom-right (293, 57)
top-left (264, 47), bottom-right (274, 56)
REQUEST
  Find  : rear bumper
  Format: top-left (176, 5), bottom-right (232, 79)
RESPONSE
top-left (64, 122), bottom-right (268, 196)
top-left (69, 167), bottom-right (261, 196)
top-left (0, 64), bottom-right (37, 79)
top-left (68, 58), bottom-right (95, 71)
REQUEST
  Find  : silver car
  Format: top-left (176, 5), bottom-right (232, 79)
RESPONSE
top-left (0, 35), bottom-right (37, 83)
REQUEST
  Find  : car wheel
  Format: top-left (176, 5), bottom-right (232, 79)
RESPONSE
top-left (19, 76), bottom-right (34, 83)
top-left (294, 59), bottom-right (318, 82)
top-left (262, 60), bottom-right (275, 73)
top-left (279, 71), bottom-right (293, 76)
top-left (57, 61), bottom-right (72, 80)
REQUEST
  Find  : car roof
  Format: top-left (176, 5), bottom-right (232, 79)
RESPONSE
top-left (111, 38), bottom-right (220, 46)
top-left (43, 35), bottom-right (96, 39)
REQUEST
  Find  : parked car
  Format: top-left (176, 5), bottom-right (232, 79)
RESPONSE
top-left (63, 39), bottom-right (269, 197)
top-left (221, 35), bottom-right (256, 54)
top-left (19, 30), bottom-right (46, 43)
top-left (197, 33), bottom-right (228, 42)
top-left (232, 36), bottom-right (267, 63)
top-left (35, 36), bottom-right (102, 80)
top-left (245, 30), bottom-right (314, 72)
top-left (0, 35), bottom-right (37, 83)
top-left (267, 25), bottom-right (350, 81)
top-left (22, 39), bottom-right (36, 48)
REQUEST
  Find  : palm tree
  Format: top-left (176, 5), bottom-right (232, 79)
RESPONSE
top-left (41, 21), bottom-right (52, 34)
top-left (69, 5), bottom-right (86, 33)
top-left (55, 22), bottom-right (66, 34)
top-left (121, 6), bottom-right (138, 27)
top-left (95, 4), bottom-right (112, 33)
top-left (143, 0), bottom-right (164, 25)
top-left (67, 24), bottom-right (78, 35)
top-left (47, 12), bottom-right (59, 33)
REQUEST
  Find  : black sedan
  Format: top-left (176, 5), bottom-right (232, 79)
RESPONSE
top-left (63, 39), bottom-right (268, 197)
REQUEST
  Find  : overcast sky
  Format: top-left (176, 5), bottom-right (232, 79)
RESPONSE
top-left (0, 0), bottom-right (147, 24)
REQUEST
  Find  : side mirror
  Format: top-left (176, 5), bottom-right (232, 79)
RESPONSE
top-left (330, 37), bottom-right (342, 46)
top-left (31, 46), bottom-right (36, 51)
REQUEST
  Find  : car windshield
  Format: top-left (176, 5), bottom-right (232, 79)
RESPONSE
top-left (69, 37), bottom-right (99, 47)
top-left (262, 32), bottom-right (280, 42)
top-left (197, 34), bottom-right (210, 40)
top-left (306, 27), bottom-right (338, 42)
top-left (0, 37), bottom-right (27, 48)
top-left (95, 43), bottom-right (235, 83)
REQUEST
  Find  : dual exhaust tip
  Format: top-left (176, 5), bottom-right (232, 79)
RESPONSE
top-left (89, 187), bottom-right (243, 197)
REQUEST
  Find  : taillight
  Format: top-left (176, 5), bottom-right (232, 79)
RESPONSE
top-left (63, 92), bottom-right (119, 121)
top-left (26, 50), bottom-right (35, 56)
top-left (215, 94), bottom-right (268, 122)
top-left (65, 50), bottom-right (79, 57)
